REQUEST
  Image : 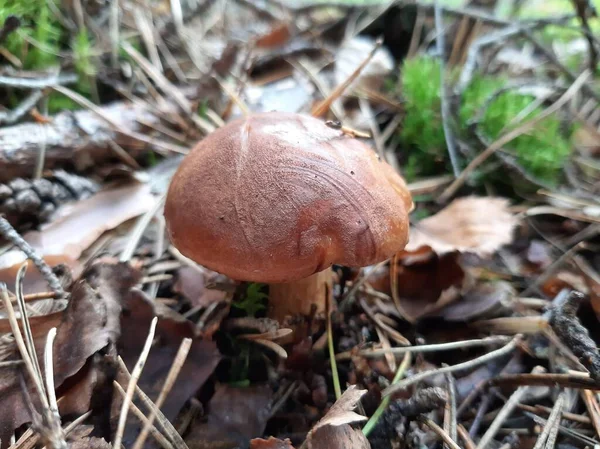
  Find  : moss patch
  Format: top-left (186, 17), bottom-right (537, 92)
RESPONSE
top-left (397, 55), bottom-right (574, 185)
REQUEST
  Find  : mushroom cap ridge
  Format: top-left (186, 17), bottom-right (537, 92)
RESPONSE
top-left (164, 111), bottom-right (413, 283)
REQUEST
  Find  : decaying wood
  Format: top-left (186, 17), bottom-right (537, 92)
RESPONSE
top-left (0, 101), bottom-right (177, 182)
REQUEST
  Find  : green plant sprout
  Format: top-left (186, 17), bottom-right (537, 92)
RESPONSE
top-left (397, 55), bottom-right (573, 185)
top-left (232, 283), bottom-right (268, 317)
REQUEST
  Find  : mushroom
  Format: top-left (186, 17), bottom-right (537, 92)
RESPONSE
top-left (164, 112), bottom-right (413, 321)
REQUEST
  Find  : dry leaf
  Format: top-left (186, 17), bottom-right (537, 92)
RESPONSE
top-left (305, 386), bottom-right (369, 449)
top-left (406, 196), bottom-right (518, 256)
top-left (312, 385), bottom-right (367, 431)
top-left (255, 23), bottom-right (292, 48)
top-left (0, 260), bottom-right (140, 443)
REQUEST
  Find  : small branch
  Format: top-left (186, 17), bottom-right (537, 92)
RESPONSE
top-left (383, 336), bottom-right (520, 397)
top-left (0, 90), bottom-right (44, 125)
top-left (490, 372), bottom-right (600, 390)
top-left (550, 291), bottom-right (600, 379)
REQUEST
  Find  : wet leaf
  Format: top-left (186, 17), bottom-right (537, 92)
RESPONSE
top-left (406, 196), bottom-right (518, 256)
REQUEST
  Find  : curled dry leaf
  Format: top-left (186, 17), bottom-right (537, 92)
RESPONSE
top-left (406, 196), bottom-right (518, 256)
top-left (370, 247), bottom-right (468, 322)
top-left (186, 384), bottom-right (273, 449)
top-left (305, 385), bottom-right (370, 449)
top-left (0, 260), bottom-right (140, 444)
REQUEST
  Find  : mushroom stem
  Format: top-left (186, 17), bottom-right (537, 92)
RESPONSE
top-left (268, 267), bottom-right (333, 322)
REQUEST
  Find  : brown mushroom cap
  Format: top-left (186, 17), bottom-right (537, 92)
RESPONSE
top-left (164, 112), bottom-right (413, 283)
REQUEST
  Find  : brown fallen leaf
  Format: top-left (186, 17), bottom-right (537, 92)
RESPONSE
top-left (0, 260), bottom-right (140, 444)
top-left (0, 183), bottom-right (157, 267)
top-left (406, 196), bottom-right (518, 255)
top-left (114, 290), bottom-right (221, 446)
top-left (186, 384), bottom-right (273, 449)
top-left (303, 385), bottom-right (370, 449)
top-left (250, 437), bottom-right (295, 449)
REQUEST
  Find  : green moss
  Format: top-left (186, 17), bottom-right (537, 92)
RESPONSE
top-left (398, 55), bottom-right (573, 185)
top-left (397, 56), bottom-right (447, 179)
top-left (1, 0), bottom-right (61, 69)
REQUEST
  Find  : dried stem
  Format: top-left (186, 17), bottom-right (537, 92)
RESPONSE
top-left (337, 336), bottom-right (510, 360)
top-left (444, 372), bottom-right (457, 447)
top-left (113, 382), bottom-right (174, 449)
top-left (116, 358), bottom-right (189, 449)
